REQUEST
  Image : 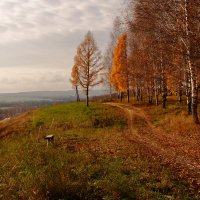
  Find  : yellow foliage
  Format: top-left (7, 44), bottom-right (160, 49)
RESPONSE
top-left (70, 57), bottom-right (79, 87)
top-left (110, 33), bottom-right (128, 92)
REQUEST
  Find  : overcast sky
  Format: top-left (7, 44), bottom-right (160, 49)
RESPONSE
top-left (0, 0), bottom-right (122, 93)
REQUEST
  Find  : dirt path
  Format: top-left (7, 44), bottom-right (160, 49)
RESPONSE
top-left (106, 103), bottom-right (200, 191)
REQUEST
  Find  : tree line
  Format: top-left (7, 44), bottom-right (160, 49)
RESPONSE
top-left (70, 0), bottom-right (200, 123)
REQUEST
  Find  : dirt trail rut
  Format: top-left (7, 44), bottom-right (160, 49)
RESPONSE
top-left (106, 103), bottom-right (200, 191)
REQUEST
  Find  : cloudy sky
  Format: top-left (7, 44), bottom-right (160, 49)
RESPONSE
top-left (0, 0), bottom-right (122, 93)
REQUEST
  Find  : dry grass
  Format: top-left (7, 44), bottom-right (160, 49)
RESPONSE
top-left (0, 102), bottom-right (200, 199)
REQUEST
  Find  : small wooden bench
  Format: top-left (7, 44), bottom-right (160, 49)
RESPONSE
top-left (45, 135), bottom-right (54, 146)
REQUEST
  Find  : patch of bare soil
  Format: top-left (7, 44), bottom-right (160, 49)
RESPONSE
top-left (106, 103), bottom-right (200, 192)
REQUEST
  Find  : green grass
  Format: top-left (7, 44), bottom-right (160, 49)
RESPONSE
top-left (32, 102), bottom-right (126, 129)
top-left (0, 102), bottom-right (199, 199)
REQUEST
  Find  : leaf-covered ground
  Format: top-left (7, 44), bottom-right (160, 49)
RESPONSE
top-left (0, 102), bottom-right (199, 199)
top-left (107, 102), bottom-right (200, 193)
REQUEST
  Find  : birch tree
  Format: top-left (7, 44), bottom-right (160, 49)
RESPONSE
top-left (125, 0), bottom-right (199, 122)
top-left (181, 0), bottom-right (199, 123)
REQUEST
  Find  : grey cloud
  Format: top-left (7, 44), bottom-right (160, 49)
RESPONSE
top-left (0, 25), bottom-right (7, 33)
top-left (35, 11), bottom-right (57, 26)
top-left (0, 29), bottom-right (109, 69)
top-left (0, 0), bottom-right (122, 92)
top-left (0, 1), bottom-right (19, 11)
top-left (39, 72), bottom-right (67, 83)
top-left (0, 0), bottom-right (121, 42)
top-left (0, 77), bottom-right (18, 84)
top-left (0, 67), bottom-right (70, 92)
top-left (0, 32), bottom-right (73, 65)
top-left (42, 0), bottom-right (62, 7)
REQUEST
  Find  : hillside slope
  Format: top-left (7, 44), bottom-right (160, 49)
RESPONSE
top-left (107, 103), bottom-right (200, 192)
top-left (0, 102), bottom-right (199, 200)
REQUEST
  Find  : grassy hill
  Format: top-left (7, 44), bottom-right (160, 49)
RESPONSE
top-left (0, 102), bottom-right (199, 199)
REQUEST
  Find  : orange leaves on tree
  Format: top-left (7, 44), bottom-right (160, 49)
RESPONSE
top-left (70, 56), bottom-right (81, 102)
top-left (110, 33), bottom-right (128, 92)
top-left (70, 56), bottom-right (79, 88)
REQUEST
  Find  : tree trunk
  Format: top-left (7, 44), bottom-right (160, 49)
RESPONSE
top-left (189, 61), bottom-right (199, 123)
top-left (75, 86), bottom-right (80, 102)
top-left (109, 84), bottom-right (112, 101)
top-left (136, 86), bottom-right (140, 101)
top-left (186, 88), bottom-right (192, 115)
top-left (162, 92), bottom-right (167, 109)
top-left (140, 88), bottom-right (143, 101)
top-left (186, 70), bottom-right (192, 114)
top-left (155, 94), bottom-right (159, 106)
top-left (86, 87), bottom-right (89, 107)
top-left (184, 0), bottom-right (199, 123)
top-left (117, 92), bottom-right (120, 99)
top-left (120, 92), bottom-right (123, 102)
top-left (178, 85), bottom-right (182, 104)
top-left (147, 87), bottom-right (153, 104)
top-left (161, 74), bottom-right (167, 108)
top-left (127, 89), bottom-right (130, 103)
top-left (160, 47), bottom-right (167, 109)
top-left (149, 94), bottom-right (153, 104)
top-left (154, 76), bottom-right (159, 106)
